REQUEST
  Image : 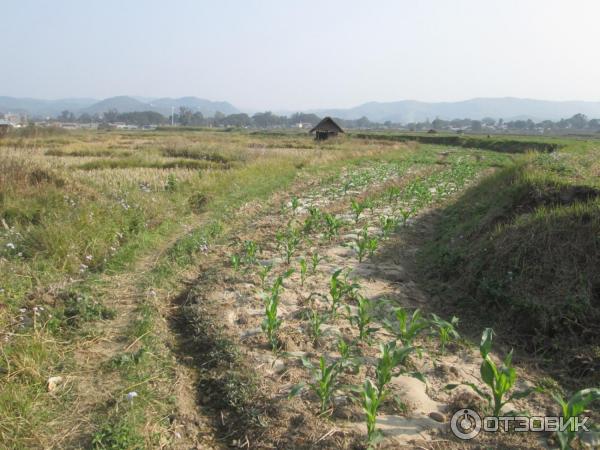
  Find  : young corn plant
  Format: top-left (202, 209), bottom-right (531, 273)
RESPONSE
top-left (366, 236), bottom-right (378, 259)
top-left (550, 388), bottom-right (600, 450)
top-left (329, 269), bottom-right (345, 317)
top-left (299, 257), bottom-right (308, 287)
top-left (243, 239), bottom-right (259, 265)
top-left (303, 206), bottom-right (322, 234)
top-left (230, 254), bottom-right (241, 271)
top-left (328, 269), bottom-right (360, 317)
top-left (306, 308), bottom-right (328, 345)
top-left (362, 379), bottom-right (384, 448)
top-left (446, 328), bottom-right (535, 416)
top-left (386, 186), bottom-right (401, 203)
top-left (290, 356), bottom-right (341, 415)
top-left (383, 306), bottom-right (430, 347)
top-left (257, 263), bottom-right (273, 288)
top-left (375, 341), bottom-right (416, 400)
top-left (379, 215), bottom-right (397, 239)
top-left (277, 227), bottom-right (301, 264)
top-left (354, 228), bottom-right (369, 263)
top-left (430, 313), bottom-right (460, 354)
top-left (323, 213), bottom-right (343, 239)
top-left (398, 207), bottom-right (413, 227)
top-left (350, 199), bottom-right (366, 223)
top-left (261, 270), bottom-right (293, 351)
top-left (337, 338), bottom-right (360, 373)
top-left (290, 196), bottom-right (300, 213)
top-left (310, 252), bottom-right (323, 274)
top-left (347, 295), bottom-right (377, 342)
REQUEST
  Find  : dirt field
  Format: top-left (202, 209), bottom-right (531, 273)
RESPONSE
top-left (0, 129), bottom-right (598, 449)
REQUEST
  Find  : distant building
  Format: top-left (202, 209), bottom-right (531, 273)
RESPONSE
top-left (309, 117), bottom-right (344, 140)
top-left (0, 119), bottom-right (12, 137)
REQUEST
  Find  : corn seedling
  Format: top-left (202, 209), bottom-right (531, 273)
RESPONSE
top-left (430, 313), bottom-right (460, 354)
top-left (329, 269), bottom-right (359, 316)
top-left (386, 185), bottom-right (401, 203)
top-left (447, 328), bottom-right (535, 416)
top-left (310, 252), bottom-right (323, 274)
top-left (347, 295), bottom-right (377, 342)
top-left (261, 270), bottom-right (293, 350)
top-left (383, 306), bottom-right (430, 347)
top-left (366, 236), bottom-right (378, 258)
top-left (304, 206), bottom-right (322, 233)
top-left (290, 356), bottom-right (341, 414)
top-left (306, 308), bottom-right (328, 344)
top-left (362, 379), bottom-right (384, 447)
top-left (379, 215), bottom-right (397, 239)
top-left (277, 227), bottom-right (301, 264)
top-left (290, 196), bottom-right (300, 213)
top-left (351, 199), bottom-right (366, 223)
top-left (257, 263), bottom-right (273, 288)
top-left (243, 239), bottom-right (259, 265)
top-left (337, 338), bottom-right (360, 373)
top-left (398, 207), bottom-right (413, 227)
top-left (323, 213), bottom-right (342, 239)
top-left (550, 388), bottom-right (600, 450)
top-left (375, 341), bottom-right (416, 400)
top-left (299, 257), bottom-right (308, 286)
top-left (354, 228), bottom-right (369, 262)
top-left (329, 269), bottom-right (345, 316)
top-left (230, 254), bottom-right (241, 271)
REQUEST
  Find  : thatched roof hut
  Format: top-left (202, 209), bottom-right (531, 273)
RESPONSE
top-left (309, 117), bottom-right (344, 140)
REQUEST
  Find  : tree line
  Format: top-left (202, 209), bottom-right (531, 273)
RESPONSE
top-left (54, 108), bottom-right (600, 134)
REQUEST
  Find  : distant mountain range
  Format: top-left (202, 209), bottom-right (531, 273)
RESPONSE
top-left (0, 96), bottom-right (239, 118)
top-left (2, 95), bottom-right (600, 122)
top-left (310, 98), bottom-right (600, 122)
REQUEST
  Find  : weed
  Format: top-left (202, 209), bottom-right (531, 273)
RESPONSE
top-left (164, 173), bottom-right (178, 192)
top-left (91, 420), bottom-right (142, 450)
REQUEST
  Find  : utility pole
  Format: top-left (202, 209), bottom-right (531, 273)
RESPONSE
top-left (171, 106), bottom-right (175, 126)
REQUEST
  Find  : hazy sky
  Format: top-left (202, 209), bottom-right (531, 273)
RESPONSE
top-left (2, 0), bottom-right (600, 110)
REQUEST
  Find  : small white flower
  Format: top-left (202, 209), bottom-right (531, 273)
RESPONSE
top-left (6, 243), bottom-right (15, 250)
top-left (85, 254), bottom-right (93, 261)
top-left (19, 308), bottom-right (26, 313)
top-left (126, 391), bottom-right (138, 401)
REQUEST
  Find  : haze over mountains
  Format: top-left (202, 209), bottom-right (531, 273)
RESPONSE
top-left (2, 95), bottom-right (600, 122)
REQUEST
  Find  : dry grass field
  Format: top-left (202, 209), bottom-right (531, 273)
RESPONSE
top-left (0, 128), bottom-right (599, 449)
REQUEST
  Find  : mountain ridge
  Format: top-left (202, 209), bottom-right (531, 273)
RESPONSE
top-left (3, 96), bottom-right (600, 122)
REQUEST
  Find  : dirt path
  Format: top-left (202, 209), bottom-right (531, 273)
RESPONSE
top-left (49, 221), bottom-right (221, 449)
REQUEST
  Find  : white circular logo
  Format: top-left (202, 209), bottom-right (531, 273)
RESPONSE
top-left (450, 409), bottom-right (482, 440)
